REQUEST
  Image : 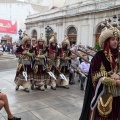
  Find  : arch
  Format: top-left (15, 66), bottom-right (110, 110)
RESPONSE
top-left (66, 25), bottom-right (77, 46)
top-left (31, 29), bottom-right (37, 39)
top-left (65, 25), bottom-right (78, 35)
top-left (67, 26), bottom-right (77, 34)
top-left (94, 21), bottom-right (105, 43)
top-left (94, 21), bottom-right (104, 34)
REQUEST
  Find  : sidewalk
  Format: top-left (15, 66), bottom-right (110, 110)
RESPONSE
top-left (0, 52), bottom-right (17, 72)
top-left (0, 69), bottom-right (84, 120)
top-left (0, 52), bottom-right (16, 60)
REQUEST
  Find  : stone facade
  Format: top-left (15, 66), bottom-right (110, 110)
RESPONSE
top-left (25, 0), bottom-right (120, 47)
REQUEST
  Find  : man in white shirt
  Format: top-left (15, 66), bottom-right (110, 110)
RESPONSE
top-left (79, 55), bottom-right (90, 90)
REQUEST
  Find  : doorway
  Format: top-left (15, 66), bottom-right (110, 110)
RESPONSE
top-left (67, 26), bottom-right (77, 46)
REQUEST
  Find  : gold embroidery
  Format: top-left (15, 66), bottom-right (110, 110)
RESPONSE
top-left (102, 77), bottom-right (117, 95)
top-left (93, 71), bottom-right (108, 81)
top-left (97, 94), bottom-right (113, 117)
top-left (33, 65), bottom-right (38, 74)
top-left (93, 62), bottom-right (108, 81)
top-left (17, 63), bottom-right (22, 72)
top-left (100, 63), bottom-right (106, 71)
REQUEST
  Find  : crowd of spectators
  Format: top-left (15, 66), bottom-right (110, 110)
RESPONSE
top-left (69, 44), bottom-right (96, 90)
top-left (0, 42), bottom-right (19, 54)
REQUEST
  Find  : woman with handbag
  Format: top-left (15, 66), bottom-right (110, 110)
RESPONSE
top-left (79, 22), bottom-right (120, 120)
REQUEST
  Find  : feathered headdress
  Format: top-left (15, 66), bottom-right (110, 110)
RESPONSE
top-left (62, 35), bottom-right (70, 47)
top-left (38, 33), bottom-right (45, 43)
top-left (99, 19), bottom-right (120, 48)
top-left (49, 32), bottom-right (57, 44)
top-left (22, 34), bottom-right (31, 44)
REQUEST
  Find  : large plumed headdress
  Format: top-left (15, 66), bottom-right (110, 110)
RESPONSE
top-left (99, 21), bottom-right (120, 48)
top-left (38, 33), bottom-right (45, 43)
top-left (62, 35), bottom-right (70, 47)
top-left (49, 32), bottom-right (57, 44)
top-left (22, 35), bottom-right (31, 44)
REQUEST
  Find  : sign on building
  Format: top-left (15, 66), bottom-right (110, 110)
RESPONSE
top-left (0, 19), bottom-right (17, 34)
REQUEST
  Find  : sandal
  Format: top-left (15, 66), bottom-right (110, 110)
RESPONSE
top-left (8, 116), bottom-right (21, 120)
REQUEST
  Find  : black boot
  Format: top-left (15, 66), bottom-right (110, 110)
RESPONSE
top-left (44, 85), bottom-right (47, 89)
top-left (31, 85), bottom-right (34, 90)
top-left (69, 75), bottom-right (72, 85)
top-left (72, 80), bottom-right (75, 84)
top-left (80, 84), bottom-right (84, 90)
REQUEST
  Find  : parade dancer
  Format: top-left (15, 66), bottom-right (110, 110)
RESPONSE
top-left (45, 33), bottom-right (60, 90)
top-left (32, 33), bottom-right (47, 91)
top-left (57, 35), bottom-right (71, 89)
top-left (14, 35), bottom-right (35, 92)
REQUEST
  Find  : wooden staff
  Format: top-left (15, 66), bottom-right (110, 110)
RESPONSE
top-left (67, 61), bottom-right (87, 77)
top-left (78, 48), bottom-right (94, 57)
top-left (70, 50), bottom-right (91, 64)
top-left (35, 57), bottom-right (57, 80)
top-left (87, 46), bottom-right (97, 52)
top-left (47, 58), bottom-right (68, 81)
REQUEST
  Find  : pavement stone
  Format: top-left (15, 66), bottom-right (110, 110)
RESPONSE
top-left (0, 52), bottom-right (17, 71)
top-left (0, 69), bottom-right (84, 120)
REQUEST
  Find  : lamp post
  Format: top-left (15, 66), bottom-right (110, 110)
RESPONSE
top-left (45, 26), bottom-right (52, 44)
top-left (18, 29), bottom-right (23, 41)
top-left (108, 14), bottom-right (120, 27)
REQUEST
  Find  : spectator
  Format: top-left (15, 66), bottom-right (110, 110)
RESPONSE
top-left (13, 43), bottom-right (17, 54)
top-left (7, 43), bottom-right (11, 53)
top-left (2, 44), bottom-right (5, 52)
top-left (0, 92), bottom-right (21, 120)
top-left (10, 44), bottom-right (14, 54)
top-left (69, 53), bottom-right (80, 84)
top-left (79, 55), bottom-right (90, 90)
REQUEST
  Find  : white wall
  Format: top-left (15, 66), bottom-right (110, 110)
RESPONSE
top-left (0, 3), bottom-right (40, 42)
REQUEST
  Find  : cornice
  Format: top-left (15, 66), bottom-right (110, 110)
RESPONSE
top-left (25, 0), bottom-right (120, 25)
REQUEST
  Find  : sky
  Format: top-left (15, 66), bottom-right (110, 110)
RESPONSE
top-left (17, 0), bottom-right (65, 7)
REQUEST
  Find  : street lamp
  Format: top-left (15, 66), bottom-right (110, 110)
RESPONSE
top-left (108, 14), bottom-right (120, 27)
top-left (18, 29), bottom-right (23, 41)
top-left (45, 26), bottom-right (52, 44)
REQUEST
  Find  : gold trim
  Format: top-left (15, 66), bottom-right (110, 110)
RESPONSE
top-left (97, 94), bottom-right (113, 118)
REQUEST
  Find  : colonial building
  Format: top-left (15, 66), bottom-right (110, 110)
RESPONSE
top-left (25, 0), bottom-right (120, 47)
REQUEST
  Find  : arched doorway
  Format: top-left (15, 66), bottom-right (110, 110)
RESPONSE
top-left (67, 26), bottom-right (77, 46)
top-left (95, 25), bottom-right (103, 42)
top-left (31, 29), bottom-right (37, 39)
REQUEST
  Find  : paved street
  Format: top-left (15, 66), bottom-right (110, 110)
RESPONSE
top-left (0, 69), bottom-right (84, 120)
top-left (0, 52), bottom-right (17, 72)
top-left (0, 52), bottom-right (16, 60)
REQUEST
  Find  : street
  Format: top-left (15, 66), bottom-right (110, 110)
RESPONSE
top-left (0, 68), bottom-right (84, 120)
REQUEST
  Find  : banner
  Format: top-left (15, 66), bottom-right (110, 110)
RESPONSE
top-left (0, 19), bottom-right (17, 34)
